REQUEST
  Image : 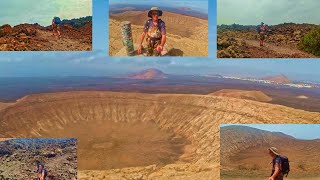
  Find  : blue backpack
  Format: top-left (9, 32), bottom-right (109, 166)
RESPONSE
top-left (257, 25), bottom-right (261, 33)
top-left (53, 17), bottom-right (61, 24)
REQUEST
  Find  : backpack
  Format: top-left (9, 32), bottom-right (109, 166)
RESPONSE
top-left (53, 17), bottom-right (61, 24)
top-left (257, 25), bottom-right (261, 33)
top-left (42, 168), bottom-right (48, 178)
top-left (280, 156), bottom-right (290, 177)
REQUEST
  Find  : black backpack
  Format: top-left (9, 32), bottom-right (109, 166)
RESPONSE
top-left (280, 156), bottom-right (290, 177)
top-left (43, 168), bottom-right (48, 178)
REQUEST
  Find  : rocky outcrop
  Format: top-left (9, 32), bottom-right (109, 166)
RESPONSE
top-left (0, 19), bottom-right (92, 51)
top-left (0, 24), bottom-right (13, 37)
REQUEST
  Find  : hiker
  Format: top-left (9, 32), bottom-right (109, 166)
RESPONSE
top-left (137, 7), bottom-right (166, 56)
top-left (258, 22), bottom-right (267, 46)
top-left (268, 147), bottom-right (284, 180)
top-left (52, 16), bottom-right (62, 38)
top-left (36, 161), bottom-right (48, 180)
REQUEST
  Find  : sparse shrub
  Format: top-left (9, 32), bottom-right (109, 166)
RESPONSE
top-left (250, 164), bottom-right (260, 171)
top-left (298, 164), bottom-right (306, 171)
top-left (238, 165), bottom-right (248, 170)
top-left (299, 27), bottom-right (320, 56)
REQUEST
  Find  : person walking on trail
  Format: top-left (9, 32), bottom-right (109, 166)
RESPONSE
top-left (36, 161), bottom-right (48, 180)
top-left (258, 22), bottom-right (267, 47)
top-left (138, 7), bottom-right (166, 56)
top-left (268, 147), bottom-right (284, 180)
top-left (52, 16), bottom-right (62, 38)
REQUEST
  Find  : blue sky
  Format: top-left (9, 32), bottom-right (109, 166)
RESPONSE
top-left (0, 0), bottom-right (319, 83)
top-left (0, 0), bottom-right (92, 26)
top-left (221, 124), bottom-right (320, 140)
top-left (218, 0), bottom-right (320, 25)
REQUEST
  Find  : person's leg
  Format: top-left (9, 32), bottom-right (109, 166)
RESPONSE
top-left (147, 38), bottom-right (153, 56)
top-left (146, 44), bottom-right (153, 56)
top-left (53, 24), bottom-right (57, 36)
top-left (154, 40), bottom-right (161, 56)
top-left (57, 25), bottom-right (61, 37)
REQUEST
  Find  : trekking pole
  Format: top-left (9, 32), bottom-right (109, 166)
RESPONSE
top-left (121, 21), bottom-right (135, 56)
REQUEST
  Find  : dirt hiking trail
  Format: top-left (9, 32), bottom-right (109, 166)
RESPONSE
top-left (244, 39), bottom-right (316, 57)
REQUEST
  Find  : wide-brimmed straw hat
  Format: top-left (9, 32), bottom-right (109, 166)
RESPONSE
top-left (148, 7), bottom-right (163, 18)
top-left (268, 147), bottom-right (280, 156)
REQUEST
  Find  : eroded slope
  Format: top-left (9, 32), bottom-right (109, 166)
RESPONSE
top-left (0, 91), bottom-right (319, 179)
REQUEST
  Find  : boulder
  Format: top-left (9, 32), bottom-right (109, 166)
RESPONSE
top-left (0, 24), bottom-right (12, 37)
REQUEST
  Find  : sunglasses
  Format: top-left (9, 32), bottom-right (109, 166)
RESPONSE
top-left (151, 12), bottom-right (159, 16)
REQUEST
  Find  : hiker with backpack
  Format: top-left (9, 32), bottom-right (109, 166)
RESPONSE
top-left (137, 7), bottom-right (166, 56)
top-left (36, 161), bottom-right (48, 180)
top-left (257, 22), bottom-right (268, 47)
top-left (52, 16), bottom-right (62, 38)
top-left (268, 147), bottom-right (290, 180)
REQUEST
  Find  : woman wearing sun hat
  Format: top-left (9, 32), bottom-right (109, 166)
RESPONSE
top-left (137, 7), bottom-right (166, 56)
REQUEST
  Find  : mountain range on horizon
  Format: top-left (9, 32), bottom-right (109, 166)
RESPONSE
top-left (109, 4), bottom-right (208, 20)
top-left (114, 68), bottom-right (307, 84)
top-left (0, 68), bottom-right (319, 112)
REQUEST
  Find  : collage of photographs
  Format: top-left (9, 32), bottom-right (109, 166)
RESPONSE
top-left (0, 0), bottom-right (319, 180)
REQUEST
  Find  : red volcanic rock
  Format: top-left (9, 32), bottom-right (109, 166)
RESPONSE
top-left (0, 24), bottom-right (12, 37)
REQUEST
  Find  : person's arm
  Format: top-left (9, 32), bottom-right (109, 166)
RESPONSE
top-left (270, 165), bottom-right (280, 179)
top-left (40, 170), bottom-right (45, 180)
top-left (160, 35), bottom-right (166, 47)
top-left (52, 20), bottom-right (54, 34)
top-left (139, 32), bottom-right (146, 46)
top-left (157, 22), bottom-right (166, 51)
top-left (138, 32), bottom-right (146, 54)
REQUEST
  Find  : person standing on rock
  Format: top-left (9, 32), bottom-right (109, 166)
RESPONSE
top-left (268, 147), bottom-right (284, 180)
top-left (137, 7), bottom-right (166, 56)
top-left (52, 16), bottom-right (62, 38)
top-left (36, 161), bottom-right (48, 180)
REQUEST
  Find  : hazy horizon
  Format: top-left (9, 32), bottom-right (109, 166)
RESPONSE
top-left (1, 51), bottom-right (320, 83)
top-left (221, 124), bottom-right (320, 140)
top-left (109, 0), bottom-right (208, 14)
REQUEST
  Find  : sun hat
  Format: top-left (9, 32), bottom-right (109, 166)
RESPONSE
top-left (148, 7), bottom-right (163, 18)
top-left (268, 147), bottom-right (280, 156)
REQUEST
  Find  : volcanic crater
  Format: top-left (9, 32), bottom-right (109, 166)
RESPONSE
top-left (1, 91), bottom-right (320, 179)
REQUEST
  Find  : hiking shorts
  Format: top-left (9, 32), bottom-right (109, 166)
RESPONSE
top-left (260, 33), bottom-right (265, 40)
top-left (146, 38), bottom-right (161, 56)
